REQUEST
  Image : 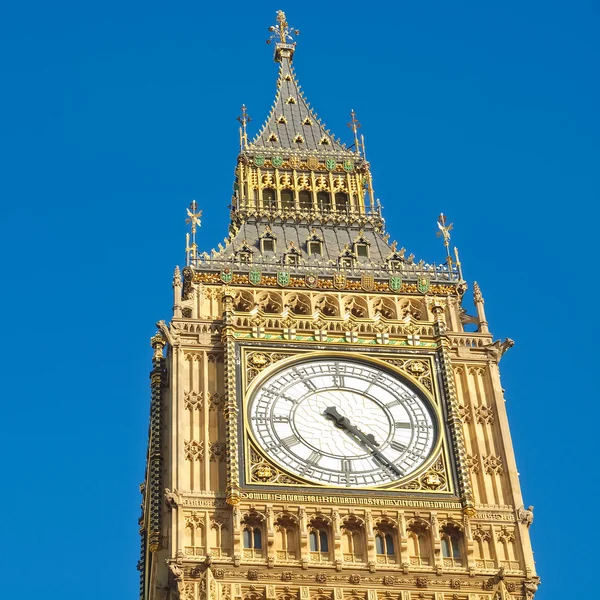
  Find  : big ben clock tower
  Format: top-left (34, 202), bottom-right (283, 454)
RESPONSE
top-left (138, 11), bottom-right (539, 600)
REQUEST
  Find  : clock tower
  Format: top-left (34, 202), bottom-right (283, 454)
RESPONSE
top-left (138, 11), bottom-right (539, 600)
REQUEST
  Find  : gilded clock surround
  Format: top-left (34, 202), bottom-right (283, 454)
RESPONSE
top-left (138, 11), bottom-right (539, 600)
top-left (239, 349), bottom-right (450, 493)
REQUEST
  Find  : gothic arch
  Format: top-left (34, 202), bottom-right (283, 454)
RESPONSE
top-left (344, 295), bottom-right (369, 318)
top-left (315, 294), bottom-right (340, 317)
top-left (257, 292), bottom-right (283, 314)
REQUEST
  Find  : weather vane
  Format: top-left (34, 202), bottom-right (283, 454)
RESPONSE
top-left (186, 200), bottom-right (202, 265)
top-left (237, 104), bottom-right (251, 150)
top-left (347, 110), bottom-right (361, 154)
top-left (266, 10), bottom-right (299, 45)
top-left (436, 213), bottom-right (453, 263)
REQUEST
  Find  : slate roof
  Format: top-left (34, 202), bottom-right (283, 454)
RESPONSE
top-left (249, 54), bottom-right (354, 155)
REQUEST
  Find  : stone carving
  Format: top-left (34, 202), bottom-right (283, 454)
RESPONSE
top-left (466, 454), bottom-right (480, 474)
top-left (165, 488), bottom-right (181, 509)
top-left (184, 390), bottom-right (203, 411)
top-left (475, 405), bottom-right (494, 424)
top-left (485, 338), bottom-right (515, 363)
top-left (209, 442), bottom-right (227, 462)
top-left (483, 455), bottom-right (503, 475)
top-left (185, 440), bottom-right (204, 461)
top-left (517, 506), bottom-right (534, 528)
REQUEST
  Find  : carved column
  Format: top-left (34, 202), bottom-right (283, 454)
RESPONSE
top-left (429, 297), bottom-right (476, 515)
top-left (149, 331), bottom-right (166, 552)
top-left (222, 286), bottom-right (241, 506)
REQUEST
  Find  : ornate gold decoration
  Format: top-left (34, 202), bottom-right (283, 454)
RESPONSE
top-left (246, 350), bottom-right (293, 384)
top-left (192, 271), bottom-right (458, 296)
top-left (398, 454), bottom-right (448, 492)
top-left (249, 444), bottom-right (306, 485)
top-left (380, 357), bottom-right (433, 392)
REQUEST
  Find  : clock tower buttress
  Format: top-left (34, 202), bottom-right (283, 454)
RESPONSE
top-left (138, 11), bottom-right (539, 600)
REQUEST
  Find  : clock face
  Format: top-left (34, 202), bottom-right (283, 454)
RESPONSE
top-left (247, 358), bottom-right (437, 488)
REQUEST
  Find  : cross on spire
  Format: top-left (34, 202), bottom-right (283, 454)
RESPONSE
top-left (237, 104), bottom-right (251, 150)
top-left (347, 109), bottom-right (362, 154)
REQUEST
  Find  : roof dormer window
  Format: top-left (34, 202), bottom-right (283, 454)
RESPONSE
top-left (259, 225), bottom-right (277, 254)
top-left (308, 241), bottom-right (322, 256)
top-left (319, 136), bottom-right (330, 145)
top-left (303, 117), bottom-right (312, 125)
top-left (277, 115), bottom-right (287, 124)
top-left (353, 230), bottom-right (370, 259)
top-left (286, 96), bottom-right (296, 104)
top-left (268, 133), bottom-right (278, 142)
top-left (294, 134), bottom-right (304, 144)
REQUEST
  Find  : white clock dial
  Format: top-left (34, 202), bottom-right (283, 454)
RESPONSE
top-left (247, 358), bottom-right (437, 488)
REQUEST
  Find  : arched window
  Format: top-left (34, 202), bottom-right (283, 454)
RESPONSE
top-left (241, 512), bottom-right (265, 558)
top-left (341, 516), bottom-right (365, 563)
top-left (317, 192), bottom-right (331, 212)
top-left (275, 515), bottom-right (299, 560)
top-left (440, 524), bottom-right (464, 567)
top-left (308, 516), bottom-right (331, 562)
top-left (374, 522), bottom-right (397, 564)
top-left (262, 188), bottom-right (276, 209)
top-left (335, 192), bottom-right (349, 212)
top-left (299, 190), bottom-right (312, 210)
top-left (243, 526), bottom-right (262, 550)
top-left (407, 520), bottom-right (432, 567)
top-left (281, 189), bottom-right (294, 210)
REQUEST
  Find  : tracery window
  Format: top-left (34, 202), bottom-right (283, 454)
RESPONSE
top-left (308, 516), bottom-right (331, 562)
top-left (317, 191), bottom-right (331, 212)
top-left (299, 190), bottom-right (312, 210)
top-left (241, 511), bottom-right (265, 558)
top-left (407, 520), bottom-right (432, 566)
top-left (440, 523), bottom-right (464, 567)
top-left (262, 188), bottom-right (276, 209)
top-left (335, 192), bottom-right (349, 212)
top-left (281, 189), bottom-right (294, 211)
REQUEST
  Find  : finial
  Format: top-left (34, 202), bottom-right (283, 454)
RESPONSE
top-left (436, 213), bottom-right (453, 264)
top-left (185, 200), bottom-right (202, 266)
top-left (267, 10), bottom-right (299, 62)
top-left (347, 110), bottom-right (361, 155)
top-left (237, 105), bottom-right (251, 150)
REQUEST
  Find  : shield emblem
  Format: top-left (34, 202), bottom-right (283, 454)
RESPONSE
top-left (271, 156), bottom-right (283, 167)
top-left (289, 155), bottom-right (300, 168)
top-left (220, 268), bottom-right (233, 284)
top-left (389, 275), bottom-right (402, 292)
top-left (417, 276), bottom-right (430, 294)
top-left (343, 160), bottom-right (354, 172)
top-left (361, 274), bottom-right (374, 291)
top-left (326, 159), bottom-right (336, 171)
top-left (307, 156), bottom-right (319, 170)
top-left (248, 268), bottom-right (262, 285)
top-left (333, 272), bottom-right (347, 290)
top-left (277, 270), bottom-right (290, 287)
top-left (254, 155), bottom-right (265, 167)
top-left (305, 273), bottom-right (318, 288)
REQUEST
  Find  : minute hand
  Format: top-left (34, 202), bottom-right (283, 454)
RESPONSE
top-left (323, 407), bottom-right (403, 477)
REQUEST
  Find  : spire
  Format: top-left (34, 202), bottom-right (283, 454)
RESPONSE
top-left (267, 10), bottom-right (299, 63)
top-left (252, 11), bottom-right (352, 153)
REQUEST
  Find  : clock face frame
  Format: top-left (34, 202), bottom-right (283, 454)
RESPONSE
top-left (244, 354), bottom-right (441, 489)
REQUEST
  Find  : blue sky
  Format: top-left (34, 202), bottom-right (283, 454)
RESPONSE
top-left (0, 2), bottom-right (597, 598)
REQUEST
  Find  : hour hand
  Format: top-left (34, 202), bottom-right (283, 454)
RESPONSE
top-left (323, 407), bottom-right (379, 447)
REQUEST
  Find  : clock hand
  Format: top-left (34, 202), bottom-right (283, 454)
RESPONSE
top-left (323, 407), bottom-right (403, 477)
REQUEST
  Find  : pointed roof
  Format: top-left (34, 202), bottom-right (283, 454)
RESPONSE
top-left (249, 12), bottom-right (352, 155)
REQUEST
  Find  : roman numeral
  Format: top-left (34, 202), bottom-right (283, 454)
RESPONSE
top-left (281, 435), bottom-right (301, 448)
top-left (390, 441), bottom-right (408, 453)
top-left (395, 421), bottom-right (411, 429)
top-left (272, 415), bottom-right (290, 423)
top-left (341, 459), bottom-right (353, 473)
top-left (307, 451), bottom-right (321, 465)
